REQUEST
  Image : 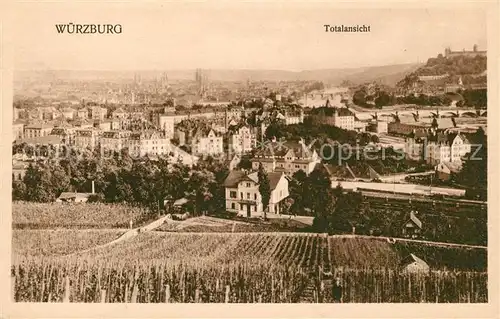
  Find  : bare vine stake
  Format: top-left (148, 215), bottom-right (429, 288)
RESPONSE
top-left (63, 276), bottom-right (70, 303)
top-left (100, 289), bottom-right (107, 303)
top-left (165, 284), bottom-right (170, 303)
top-left (225, 285), bottom-right (230, 303)
top-left (124, 285), bottom-right (129, 303)
top-left (131, 283), bottom-right (138, 303)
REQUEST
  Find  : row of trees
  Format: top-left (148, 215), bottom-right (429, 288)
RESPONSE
top-left (13, 151), bottom-right (230, 216)
top-left (353, 87), bottom-right (454, 108)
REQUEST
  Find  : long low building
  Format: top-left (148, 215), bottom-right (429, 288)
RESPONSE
top-left (333, 180), bottom-right (466, 197)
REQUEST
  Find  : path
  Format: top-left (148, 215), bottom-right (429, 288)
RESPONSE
top-left (64, 214), bottom-right (172, 256)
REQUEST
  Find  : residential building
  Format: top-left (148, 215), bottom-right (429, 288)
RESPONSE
top-left (128, 130), bottom-right (170, 157)
top-left (284, 110), bottom-right (305, 125)
top-left (229, 126), bottom-right (257, 154)
top-left (425, 132), bottom-right (471, 165)
top-left (77, 107), bottom-right (90, 119)
top-left (100, 130), bottom-right (132, 153)
top-left (74, 127), bottom-right (101, 150)
top-left (251, 140), bottom-right (321, 176)
top-left (332, 107), bottom-right (355, 130)
top-left (24, 123), bottom-right (54, 139)
top-left (61, 107), bottom-right (76, 120)
top-left (191, 128), bottom-right (224, 155)
top-left (158, 114), bottom-right (175, 139)
top-left (13, 121), bottom-right (25, 141)
top-left (50, 124), bottom-right (76, 145)
top-left (224, 170), bottom-right (289, 217)
top-left (91, 106), bottom-right (108, 121)
top-left (73, 118), bottom-right (94, 129)
top-left (404, 130), bottom-right (428, 161)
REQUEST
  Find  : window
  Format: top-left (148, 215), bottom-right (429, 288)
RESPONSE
top-left (231, 203), bottom-right (235, 209)
top-left (230, 191), bottom-right (237, 198)
top-left (240, 204), bottom-right (244, 210)
top-left (246, 183), bottom-right (251, 187)
top-left (240, 192), bottom-right (243, 199)
top-left (254, 193), bottom-right (257, 200)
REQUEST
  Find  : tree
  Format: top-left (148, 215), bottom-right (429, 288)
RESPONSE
top-left (352, 89), bottom-right (367, 106)
top-left (289, 170), bottom-right (308, 214)
top-left (23, 164), bottom-right (56, 202)
top-left (257, 164), bottom-right (271, 219)
top-left (457, 144), bottom-right (487, 200)
top-left (305, 165), bottom-right (335, 217)
top-left (12, 181), bottom-right (26, 201)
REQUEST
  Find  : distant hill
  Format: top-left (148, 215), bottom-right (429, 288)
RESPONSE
top-left (15, 63), bottom-right (422, 86)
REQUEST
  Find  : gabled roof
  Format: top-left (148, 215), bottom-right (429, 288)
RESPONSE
top-left (408, 211), bottom-right (422, 229)
top-left (335, 107), bottom-right (355, 117)
top-left (268, 172), bottom-right (285, 191)
top-left (438, 161), bottom-right (462, 173)
top-left (223, 170), bottom-right (284, 190)
top-left (58, 192), bottom-right (91, 200)
top-left (400, 253), bottom-right (429, 268)
top-left (113, 107), bottom-right (127, 113)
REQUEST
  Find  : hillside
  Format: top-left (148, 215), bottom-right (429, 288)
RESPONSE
top-left (397, 55), bottom-right (487, 90)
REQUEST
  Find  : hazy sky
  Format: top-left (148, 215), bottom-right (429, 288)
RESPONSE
top-left (13, 3), bottom-right (488, 71)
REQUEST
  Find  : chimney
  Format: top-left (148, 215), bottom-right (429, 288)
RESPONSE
top-left (92, 180), bottom-right (95, 194)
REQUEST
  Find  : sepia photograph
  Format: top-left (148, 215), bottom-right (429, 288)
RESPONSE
top-left (2, 2), bottom-right (497, 314)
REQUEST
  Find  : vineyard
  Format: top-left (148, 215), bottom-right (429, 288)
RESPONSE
top-left (12, 202), bottom-right (151, 229)
top-left (12, 256), bottom-right (487, 303)
top-left (155, 216), bottom-right (309, 233)
top-left (12, 229), bottom-right (125, 259)
top-left (12, 230), bottom-right (488, 303)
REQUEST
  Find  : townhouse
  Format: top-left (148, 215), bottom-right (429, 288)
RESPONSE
top-left (251, 140), bottom-right (321, 176)
top-left (229, 126), bottom-right (257, 154)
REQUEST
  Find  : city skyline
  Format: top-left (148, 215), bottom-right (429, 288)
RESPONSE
top-left (13, 4), bottom-right (487, 71)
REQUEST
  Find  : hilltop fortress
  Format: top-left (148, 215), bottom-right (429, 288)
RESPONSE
top-left (444, 44), bottom-right (487, 58)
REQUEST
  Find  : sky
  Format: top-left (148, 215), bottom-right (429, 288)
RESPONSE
top-left (12, 3), bottom-right (488, 71)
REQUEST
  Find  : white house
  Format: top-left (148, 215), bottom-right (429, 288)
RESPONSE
top-left (425, 132), bottom-right (471, 165)
top-left (229, 126), bottom-right (257, 154)
top-left (224, 170), bottom-right (289, 217)
top-left (191, 128), bottom-right (224, 155)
